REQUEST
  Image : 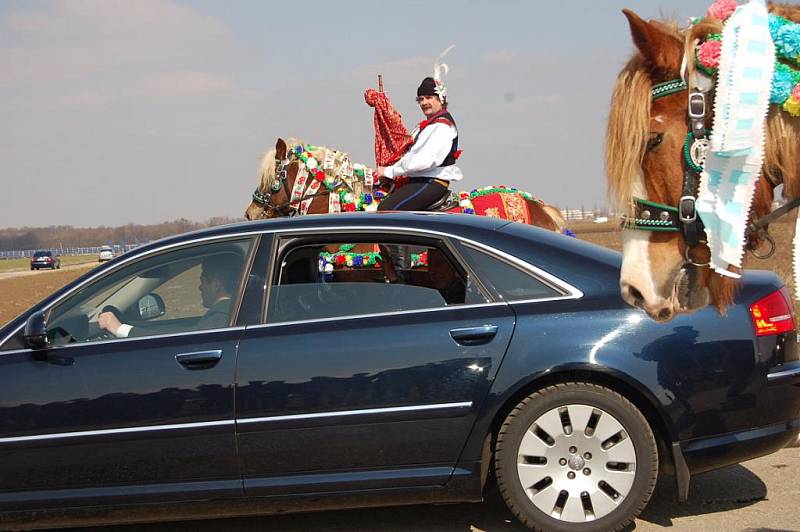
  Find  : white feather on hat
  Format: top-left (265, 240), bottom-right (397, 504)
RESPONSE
top-left (433, 45), bottom-right (455, 101)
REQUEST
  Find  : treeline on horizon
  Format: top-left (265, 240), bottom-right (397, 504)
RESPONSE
top-left (0, 217), bottom-right (242, 252)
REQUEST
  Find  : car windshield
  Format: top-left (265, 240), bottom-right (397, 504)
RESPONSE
top-left (33, 251), bottom-right (51, 257)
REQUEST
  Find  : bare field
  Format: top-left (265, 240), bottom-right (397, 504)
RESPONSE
top-left (1, 219), bottom-right (797, 327)
top-left (0, 266), bottom-right (94, 326)
top-left (0, 254), bottom-right (97, 273)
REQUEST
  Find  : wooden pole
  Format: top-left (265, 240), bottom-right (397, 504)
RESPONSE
top-left (378, 74), bottom-right (384, 93)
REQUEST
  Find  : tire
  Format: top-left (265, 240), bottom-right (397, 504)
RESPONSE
top-left (495, 382), bottom-right (658, 532)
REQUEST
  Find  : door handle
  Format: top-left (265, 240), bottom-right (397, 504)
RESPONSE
top-left (175, 349), bottom-right (223, 370)
top-left (449, 325), bottom-right (499, 346)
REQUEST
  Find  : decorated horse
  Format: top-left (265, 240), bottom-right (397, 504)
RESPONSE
top-left (244, 137), bottom-right (568, 233)
top-left (606, 0), bottom-right (800, 321)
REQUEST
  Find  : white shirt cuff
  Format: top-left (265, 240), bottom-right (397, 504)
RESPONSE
top-left (115, 324), bottom-right (132, 338)
top-left (384, 166), bottom-right (399, 179)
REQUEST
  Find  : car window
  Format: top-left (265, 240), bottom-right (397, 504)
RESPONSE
top-left (457, 243), bottom-right (565, 301)
top-left (266, 240), bottom-right (487, 324)
top-left (33, 251), bottom-right (51, 257)
top-left (45, 238), bottom-right (254, 346)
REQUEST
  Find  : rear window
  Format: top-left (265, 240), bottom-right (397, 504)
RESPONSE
top-left (33, 251), bottom-right (52, 258)
top-left (458, 244), bottom-right (564, 301)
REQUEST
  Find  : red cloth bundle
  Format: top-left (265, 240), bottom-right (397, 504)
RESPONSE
top-left (364, 88), bottom-right (413, 166)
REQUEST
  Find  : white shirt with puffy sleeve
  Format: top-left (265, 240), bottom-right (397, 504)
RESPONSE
top-left (383, 122), bottom-right (463, 182)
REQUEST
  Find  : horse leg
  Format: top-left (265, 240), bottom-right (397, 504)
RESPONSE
top-left (378, 244), bottom-right (400, 283)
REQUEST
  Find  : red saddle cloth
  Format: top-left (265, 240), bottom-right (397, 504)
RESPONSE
top-left (364, 88), bottom-right (413, 166)
top-left (447, 192), bottom-right (532, 224)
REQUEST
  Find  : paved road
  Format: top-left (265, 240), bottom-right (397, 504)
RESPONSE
top-left (83, 447), bottom-right (800, 532)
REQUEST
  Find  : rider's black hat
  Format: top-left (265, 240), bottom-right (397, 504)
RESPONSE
top-left (417, 77), bottom-right (438, 98)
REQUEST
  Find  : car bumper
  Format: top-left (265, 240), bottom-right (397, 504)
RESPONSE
top-left (670, 417), bottom-right (800, 501)
top-left (31, 263), bottom-right (55, 269)
top-left (681, 418), bottom-right (800, 474)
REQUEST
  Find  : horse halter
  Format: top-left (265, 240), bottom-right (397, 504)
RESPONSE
top-left (623, 78), bottom-right (710, 267)
top-left (250, 154), bottom-right (296, 218)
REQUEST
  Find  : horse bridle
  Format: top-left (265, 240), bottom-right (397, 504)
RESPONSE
top-left (625, 76), bottom-right (796, 263)
top-left (622, 78), bottom-right (712, 265)
top-left (251, 154), bottom-right (296, 218)
top-left (251, 147), bottom-right (339, 217)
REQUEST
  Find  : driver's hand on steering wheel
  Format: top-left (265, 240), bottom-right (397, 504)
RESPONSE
top-left (98, 311), bottom-right (122, 336)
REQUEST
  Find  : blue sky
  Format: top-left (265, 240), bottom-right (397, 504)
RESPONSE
top-left (0, 0), bottom-right (703, 228)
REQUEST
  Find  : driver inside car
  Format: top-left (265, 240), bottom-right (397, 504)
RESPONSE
top-left (98, 255), bottom-right (236, 338)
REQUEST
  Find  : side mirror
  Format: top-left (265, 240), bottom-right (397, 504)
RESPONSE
top-left (24, 311), bottom-right (50, 350)
top-left (138, 293), bottom-right (166, 320)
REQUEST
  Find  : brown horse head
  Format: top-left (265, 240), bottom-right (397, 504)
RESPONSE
top-left (245, 138), bottom-right (298, 220)
top-left (606, 9), bottom-right (795, 321)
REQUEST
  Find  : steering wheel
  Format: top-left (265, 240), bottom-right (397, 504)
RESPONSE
top-left (101, 305), bottom-right (124, 322)
top-left (86, 305), bottom-right (125, 342)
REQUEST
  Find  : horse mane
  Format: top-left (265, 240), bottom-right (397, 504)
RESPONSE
top-left (256, 137), bottom-right (305, 191)
top-left (257, 138), bottom-right (362, 192)
top-left (605, 55), bottom-right (658, 216)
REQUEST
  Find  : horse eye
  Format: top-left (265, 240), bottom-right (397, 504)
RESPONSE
top-left (646, 133), bottom-right (664, 151)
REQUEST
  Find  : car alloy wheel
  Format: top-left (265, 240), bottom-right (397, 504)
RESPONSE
top-left (495, 382), bottom-right (658, 532)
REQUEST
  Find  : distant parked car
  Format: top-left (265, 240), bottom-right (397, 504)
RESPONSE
top-left (98, 246), bottom-right (114, 262)
top-left (30, 250), bottom-right (60, 270)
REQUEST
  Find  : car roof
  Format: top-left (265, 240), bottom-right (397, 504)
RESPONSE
top-left (125, 212), bottom-right (515, 256)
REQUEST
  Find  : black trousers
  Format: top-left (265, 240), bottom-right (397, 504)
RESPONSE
top-left (377, 178), bottom-right (449, 211)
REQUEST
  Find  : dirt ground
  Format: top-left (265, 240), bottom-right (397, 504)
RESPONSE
top-left (0, 265), bottom-right (95, 326)
top-left (78, 447), bottom-right (800, 531)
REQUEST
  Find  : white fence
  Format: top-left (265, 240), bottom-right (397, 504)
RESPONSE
top-left (560, 208), bottom-right (616, 221)
top-left (0, 244), bottom-right (143, 260)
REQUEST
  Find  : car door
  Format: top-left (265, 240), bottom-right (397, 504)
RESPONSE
top-left (0, 237), bottom-right (258, 510)
top-left (235, 232), bottom-right (516, 495)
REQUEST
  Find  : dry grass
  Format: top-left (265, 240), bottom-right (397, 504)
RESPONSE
top-left (0, 267), bottom-right (93, 326)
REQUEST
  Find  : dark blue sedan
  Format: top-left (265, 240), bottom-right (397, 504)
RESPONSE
top-left (1, 212), bottom-right (798, 532)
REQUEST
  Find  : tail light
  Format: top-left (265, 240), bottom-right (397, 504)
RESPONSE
top-left (750, 286), bottom-right (796, 336)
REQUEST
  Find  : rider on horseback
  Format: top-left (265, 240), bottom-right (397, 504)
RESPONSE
top-left (375, 76), bottom-right (462, 211)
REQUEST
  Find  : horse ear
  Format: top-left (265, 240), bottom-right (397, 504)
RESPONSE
top-left (622, 9), bottom-right (684, 74)
top-left (275, 138), bottom-right (287, 160)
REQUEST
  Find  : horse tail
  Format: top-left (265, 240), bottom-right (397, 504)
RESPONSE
top-left (541, 203), bottom-right (567, 234)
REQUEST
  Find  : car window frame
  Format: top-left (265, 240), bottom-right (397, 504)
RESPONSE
top-left (452, 240), bottom-right (580, 304)
top-left (46, 236), bottom-right (260, 343)
top-left (0, 232), bottom-right (263, 353)
top-left (262, 230), bottom-right (495, 325)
